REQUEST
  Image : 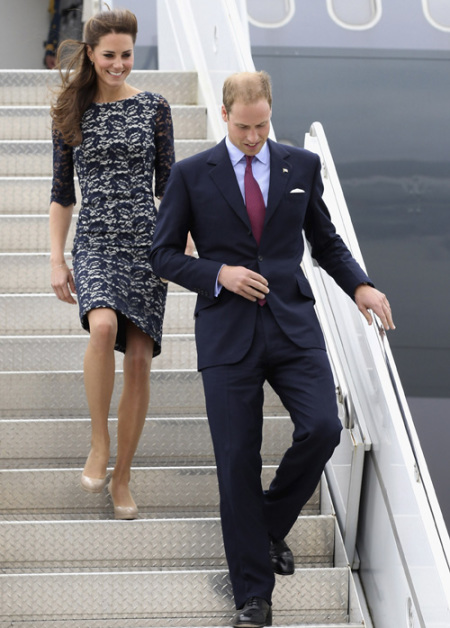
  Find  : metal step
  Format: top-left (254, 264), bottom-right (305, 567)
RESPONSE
top-left (0, 139), bottom-right (215, 176)
top-left (0, 334), bottom-right (196, 371)
top-left (0, 67), bottom-right (367, 628)
top-left (0, 466), bottom-right (318, 516)
top-left (0, 370), bottom-right (285, 419)
top-left (0, 253), bottom-right (54, 291)
top-left (0, 105), bottom-right (207, 141)
top-left (0, 179), bottom-right (163, 218)
top-left (0, 176), bottom-right (80, 214)
top-left (0, 515), bottom-right (334, 571)
top-left (0, 70), bottom-right (199, 106)
top-left (0, 567), bottom-right (353, 626)
top-left (0, 253), bottom-right (189, 292)
top-left (0, 416), bottom-right (293, 468)
top-left (0, 624), bottom-right (363, 628)
top-left (0, 292), bottom-right (196, 335)
top-left (0, 214), bottom-right (76, 252)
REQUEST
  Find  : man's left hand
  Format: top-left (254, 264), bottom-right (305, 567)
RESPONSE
top-left (354, 284), bottom-right (395, 331)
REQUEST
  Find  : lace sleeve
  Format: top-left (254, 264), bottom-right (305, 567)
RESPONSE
top-left (50, 124), bottom-right (77, 207)
top-left (153, 95), bottom-right (175, 198)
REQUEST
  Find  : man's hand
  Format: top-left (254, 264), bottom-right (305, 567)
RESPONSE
top-left (354, 284), bottom-right (395, 331)
top-left (218, 265), bottom-right (269, 302)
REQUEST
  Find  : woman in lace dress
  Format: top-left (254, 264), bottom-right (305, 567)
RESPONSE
top-left (49, 8), bottom-right (175, 519)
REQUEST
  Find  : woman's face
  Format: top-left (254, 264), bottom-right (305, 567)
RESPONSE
top-left (88, 32), bottom-right (134, 92)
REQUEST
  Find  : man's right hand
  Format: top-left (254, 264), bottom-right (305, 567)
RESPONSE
top-left (218, 265), bottom-right (269, 302)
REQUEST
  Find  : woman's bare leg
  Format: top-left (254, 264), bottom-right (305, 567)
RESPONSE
top-left (109, 321), bottom-right (154, 510)
top-left (82, 308), bottom-right (117, 480)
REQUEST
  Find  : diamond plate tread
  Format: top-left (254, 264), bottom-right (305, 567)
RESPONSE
top-left (0, 105), bottom-right (207, 141)
top-left (0, 369), bottom-right (197, 417)
top-left (0, 292), bottom-right (196, 335)
top-left (0, 466), bottom-right (320, 516)
top-left (0, 69), bottom-right (366, 628)
top-left (0, 253), bottom-right (57, 291)
top-left (0, 213), bottom-right (77, 252)
top-left (0, 253), bottom-right (190, 291)
top-left (0, 505), bottom-right (322, 522)
top-left (0, 176), bottom-right (158, 216)
top-left (0, 334), bottom-right (197, 371)
top-left (0, 139), bottom-right (216, 177)
top-left (0, 624), bottom-right (363, 628)
top-left (0, 369), bottom-right (286, 418)
top-left (0, 253), bottom-right (51, 291)
top-left (0, 567), bottom-right (352, 625)
top-left (0, 178), bottom-right (165, 216)
top-left (0, 176), bottom-right (80, 214)
top-left (0, 70), bottom-right (199, 106)
top-left (0, 416), bottom-right (293, 467)
top-left (0, 515), bottom-right (334, 571)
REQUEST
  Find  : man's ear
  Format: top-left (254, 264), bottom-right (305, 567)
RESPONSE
top-left (221, 105), bottom-right (228, 122)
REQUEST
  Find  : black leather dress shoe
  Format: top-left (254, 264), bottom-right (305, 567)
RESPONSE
top-left (269, 538), bottom-right (295, 575)
top-left (233, 597), bottom-right (272, 627)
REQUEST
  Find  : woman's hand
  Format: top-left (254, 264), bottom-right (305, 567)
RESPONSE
top-left (51, 262), bottom-right (77, 304)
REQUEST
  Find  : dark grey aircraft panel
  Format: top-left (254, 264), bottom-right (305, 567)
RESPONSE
top-left (253, 46), bottom-right (450, 399)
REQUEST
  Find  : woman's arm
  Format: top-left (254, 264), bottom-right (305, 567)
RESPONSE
top-left (49, 200), bottom-right (77, 304)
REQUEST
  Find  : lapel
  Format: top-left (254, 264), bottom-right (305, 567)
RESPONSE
top-left (207, 139), bottom-right (252, 231)
top-left (265, 138), bottom-right (292, 228)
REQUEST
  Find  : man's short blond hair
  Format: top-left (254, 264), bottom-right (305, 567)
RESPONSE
top-left (222, 71), bottom-right (272, 114)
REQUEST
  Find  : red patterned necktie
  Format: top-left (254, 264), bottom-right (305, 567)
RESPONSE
top-left (244, 155), bottom-right (266, 305)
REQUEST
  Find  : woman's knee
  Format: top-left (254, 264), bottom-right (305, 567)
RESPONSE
top-left (87, 309), bottom-right (117, 349)
top-left (125, 349), bottom-right (152, 378)
top-left (124, 334), bottom-right (153, 378)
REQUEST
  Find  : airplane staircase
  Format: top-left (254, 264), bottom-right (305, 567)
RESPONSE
top-left (0, 69), bottom-right (367, 626)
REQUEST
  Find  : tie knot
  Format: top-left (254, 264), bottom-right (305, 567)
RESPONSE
top-left (245, 155), bottom-right (254, 168)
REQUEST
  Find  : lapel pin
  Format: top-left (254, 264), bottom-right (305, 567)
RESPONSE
top-left (282, 168), bottom-right (288, 173)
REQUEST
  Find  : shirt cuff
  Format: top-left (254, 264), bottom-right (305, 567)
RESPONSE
top-left (215, 264), bottom-right (225, 297)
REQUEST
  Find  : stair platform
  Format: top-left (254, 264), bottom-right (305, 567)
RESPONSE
top-left (0, 67), bottom-right (367, 628)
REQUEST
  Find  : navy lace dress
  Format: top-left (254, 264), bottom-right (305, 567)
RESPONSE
top-left (50, 91), bottom-right (175, 356)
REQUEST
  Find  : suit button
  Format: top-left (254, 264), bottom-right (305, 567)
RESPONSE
top-left (258, 255), bottom-right (263, 262)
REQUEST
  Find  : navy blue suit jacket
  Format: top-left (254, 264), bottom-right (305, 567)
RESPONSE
top-left (151, 138), bottom-right (372, 370)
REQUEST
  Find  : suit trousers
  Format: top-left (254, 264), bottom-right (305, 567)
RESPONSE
top-left (200, 304), bottom-right (342, 609)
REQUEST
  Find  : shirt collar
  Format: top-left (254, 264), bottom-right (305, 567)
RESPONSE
top-left (225, 136), bottom-right (270, 167)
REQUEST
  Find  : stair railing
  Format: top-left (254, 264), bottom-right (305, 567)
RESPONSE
top-left (157, 0), bottom-right (255, 142)
top-left (304, 121), bottom-right (450, 623)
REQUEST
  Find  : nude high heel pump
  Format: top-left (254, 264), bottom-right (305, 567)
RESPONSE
top-left (80, 472), bottom-right (108, 493)
top-left (107, 479), bottom-right (138, 520)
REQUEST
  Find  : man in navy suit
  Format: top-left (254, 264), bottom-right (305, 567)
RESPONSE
top-left (150, 71), bottom-right (394, 627)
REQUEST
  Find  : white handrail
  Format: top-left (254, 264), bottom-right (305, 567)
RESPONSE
top-left (305, 121), bottom-right (450, 624)
top-left (157, 0), bottom-right (256, 142)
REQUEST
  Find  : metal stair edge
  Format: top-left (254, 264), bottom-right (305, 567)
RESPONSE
top-left (0, 567), bottom-right (352, 626)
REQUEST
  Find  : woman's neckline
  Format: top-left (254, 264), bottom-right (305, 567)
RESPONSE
top-left (92, 89), bottom-right (143, 105)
